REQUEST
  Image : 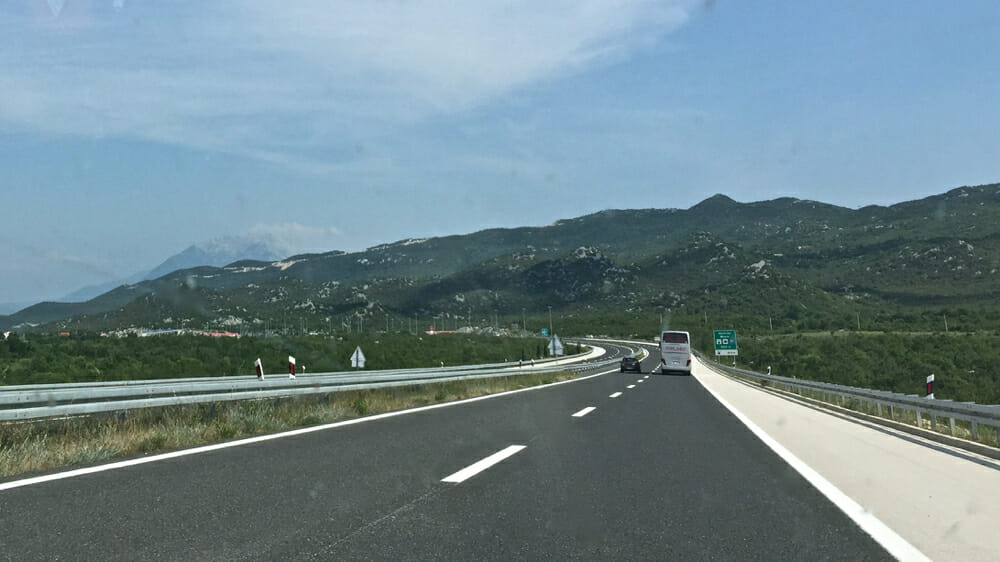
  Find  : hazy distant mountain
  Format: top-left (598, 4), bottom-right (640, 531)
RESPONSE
top-left (57, 235), bottom-right (291, 304)
top-left (0, 300), bottom-right (36, 315)
top-left (59, 271), bottom-right (150, 304)
top-left (144, 236), bottom-right (288, 281)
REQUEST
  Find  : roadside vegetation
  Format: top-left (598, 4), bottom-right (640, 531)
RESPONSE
top-left (0, 333), bottom-right (566, 385)
top-left (0, 370), bottom-right (575, 478)
top-left (731, 332), bottom-right (1000, 404)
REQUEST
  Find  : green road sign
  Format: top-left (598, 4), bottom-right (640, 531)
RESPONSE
top-left (713, 330), bottom-right (738, 356)
top-left (541, 328), bottom-right (549, 336)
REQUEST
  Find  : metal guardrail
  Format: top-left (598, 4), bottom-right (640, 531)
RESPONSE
top-left (0, 344), bottom-right (626, 422)
top-left (696, 351), bottom-right (1000, 447)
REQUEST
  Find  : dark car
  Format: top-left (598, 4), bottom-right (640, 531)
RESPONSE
top-left (620, 356), bottom-right (641, 373)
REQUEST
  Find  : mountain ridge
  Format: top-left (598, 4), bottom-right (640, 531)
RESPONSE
top-left (4, 182), bottom-right (1000, 333)
top-left (54, 235), bottom-right (294, 304)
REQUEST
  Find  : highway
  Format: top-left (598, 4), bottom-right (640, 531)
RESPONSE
top-left (0, 345), bottom-right (893, 560)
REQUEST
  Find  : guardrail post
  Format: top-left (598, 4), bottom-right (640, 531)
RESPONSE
top-left (948, 417), bottom-right (956, 436)
top-left (915, 409), bottom-right (922, 427)
top-left (971, 421), bottom-right (979, 440)
top-left (930, 413), bottom-right (937, 431)
top-left (876, 402), bottom-right (883, 418)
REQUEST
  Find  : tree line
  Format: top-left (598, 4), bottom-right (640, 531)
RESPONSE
top-left (0, 332), bottom-right (559, 385)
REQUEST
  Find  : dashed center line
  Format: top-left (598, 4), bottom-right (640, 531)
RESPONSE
top-left (644, 375), bottom-right (650, 379)
top-left (572, 406), bottom-right (596, 418)
top-left (441, 445), bottom-right (526, 483)
top-left (609, 392), bottom-right (623, 398)
top-left (627, 384), bottom-right (636, 389)
top-left (637, 379), bottom-right (644, 383)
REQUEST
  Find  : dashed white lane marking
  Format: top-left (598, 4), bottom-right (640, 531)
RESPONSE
top-left (637, 379), bottom-right (644, 383)
top-left (644, 376), bottom-right (650, 379)
top-left (609, 392), bottom-right (623, 398)
top-left (572, 407), bottom-right (596, 418)
top-left (627, 385), bottom-right (636, 389)
top-left (441, 445), bottom-right (526, 483)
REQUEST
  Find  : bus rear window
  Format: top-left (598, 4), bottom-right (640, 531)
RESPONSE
top-left (662, 332), bottom-right (688, 344)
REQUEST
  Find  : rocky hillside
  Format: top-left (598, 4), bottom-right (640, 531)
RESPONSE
top-left (4, 182), bottom-right (1000, 334)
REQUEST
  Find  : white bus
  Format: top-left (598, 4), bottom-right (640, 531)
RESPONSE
top-left (659, 330), bottom-right (692, 374)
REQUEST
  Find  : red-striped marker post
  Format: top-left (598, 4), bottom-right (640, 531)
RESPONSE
top-left (255, 358), bottom-right (264, 380)
top-left (288, 355), bottom-right (296, 379)
top-left (926, 374), bottom-right (934, 399)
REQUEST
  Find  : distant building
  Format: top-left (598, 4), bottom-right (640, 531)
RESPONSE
top-left (203, 331), bottom-right (240, 338)
top-left (139, 329), bottom-right (184, 337)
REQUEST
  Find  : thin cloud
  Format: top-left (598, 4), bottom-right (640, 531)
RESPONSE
top-left (0, 1), bottom-right (698, 173)
top-left (246, 223), bottom-right (346, 256)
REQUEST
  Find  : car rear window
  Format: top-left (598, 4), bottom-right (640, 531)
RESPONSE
top-left (662, 332), bottom-right (688, 344)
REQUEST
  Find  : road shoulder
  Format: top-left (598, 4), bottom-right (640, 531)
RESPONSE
top-left (692, 358), bottom-right (1000, 562)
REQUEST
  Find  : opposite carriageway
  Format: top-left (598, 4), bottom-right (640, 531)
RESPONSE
top-left (0, 342), bottom-right (632, 421)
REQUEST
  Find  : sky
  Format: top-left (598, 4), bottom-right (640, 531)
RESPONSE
top-left (2, 0), bottom-right (999, 307)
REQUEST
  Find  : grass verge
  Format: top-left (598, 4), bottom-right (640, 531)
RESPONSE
top-left (0, 371), bottom-right (576, 479)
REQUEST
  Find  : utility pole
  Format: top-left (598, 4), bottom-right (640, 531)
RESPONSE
top-left (856, 312), bottom-right (861, 331)
top-left (522, 308), bottom-right (526, 334)
top-left (548, 306), bottom-right (553, 335)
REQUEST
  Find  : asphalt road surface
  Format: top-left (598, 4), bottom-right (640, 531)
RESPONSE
top-left (0, 349), bottom-right (891, 560)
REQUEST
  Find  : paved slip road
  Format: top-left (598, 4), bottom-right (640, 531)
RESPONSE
top-left (0, 349), bottom-right (891, 560)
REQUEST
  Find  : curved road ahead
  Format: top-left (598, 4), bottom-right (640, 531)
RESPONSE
top-left (0, 347), bottom-right (892, 560)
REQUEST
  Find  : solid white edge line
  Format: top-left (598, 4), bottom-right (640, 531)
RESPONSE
top-left (692, 369), bottom-right (931, 562)
top-left (1, 365), bottom-right (622, 492)
top-left (609, 392), bottom-right (623, 398)
top-left (441, 445), bottom-right (526, 483)
top-left (571, 406), bottom-right (596, 418)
